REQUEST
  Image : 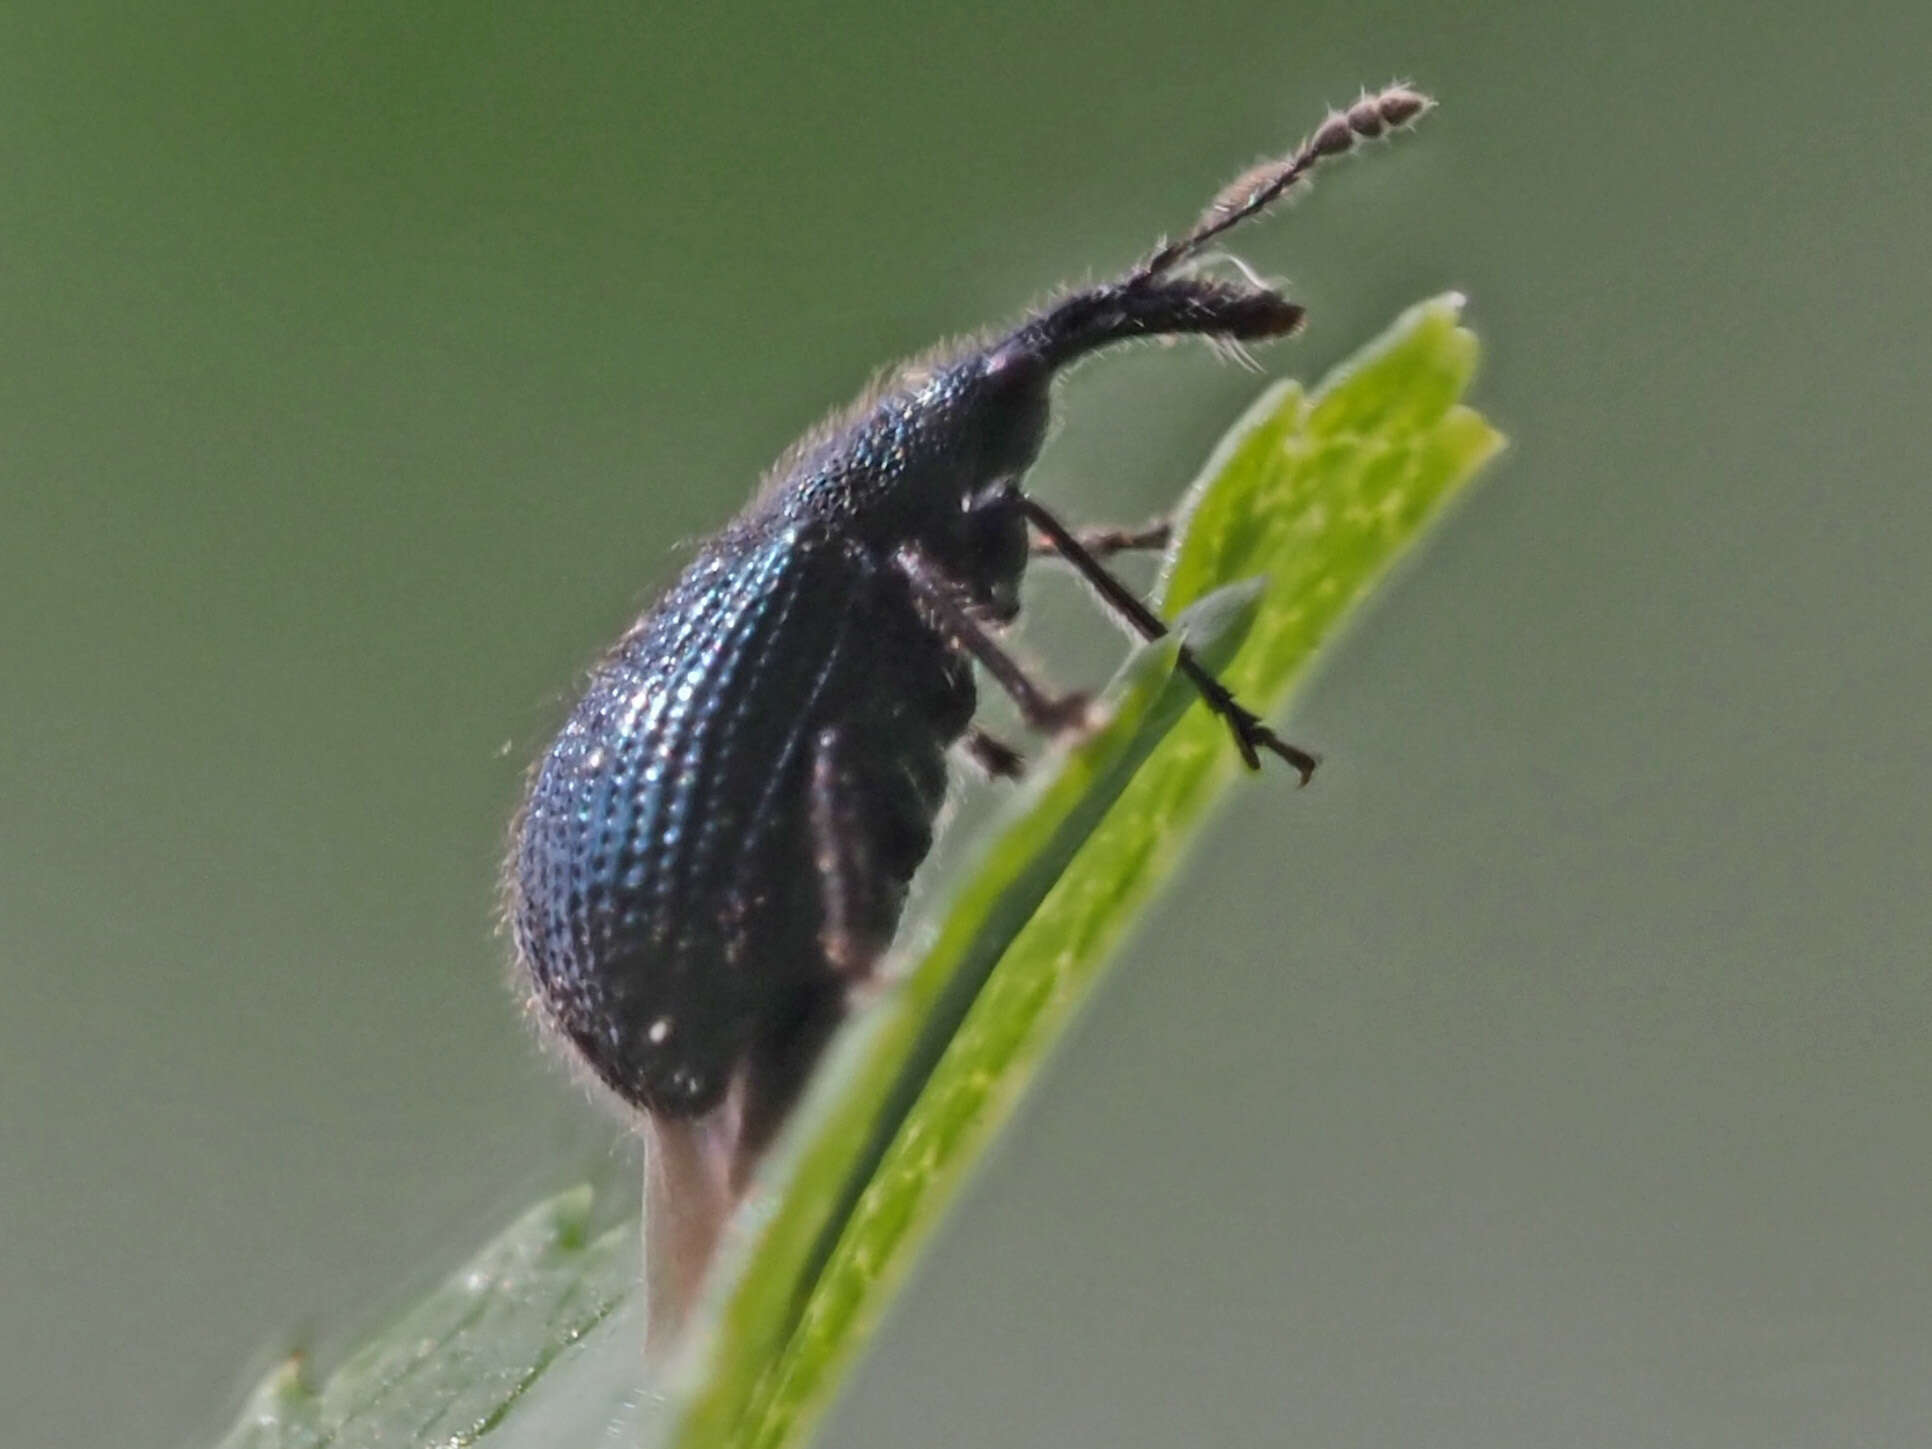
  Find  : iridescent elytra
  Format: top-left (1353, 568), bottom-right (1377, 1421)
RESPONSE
top-left (508, 85), bottom-right (1432, 1338)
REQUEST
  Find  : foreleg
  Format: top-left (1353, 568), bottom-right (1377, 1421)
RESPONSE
top-left (1018, 492), bottom-right (1317, 782)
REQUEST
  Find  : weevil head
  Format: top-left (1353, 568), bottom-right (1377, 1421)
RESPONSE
top-left (966, 340), bottom-right (1054, 476)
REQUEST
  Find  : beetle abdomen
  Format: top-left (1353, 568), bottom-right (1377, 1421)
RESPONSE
top-left (511, 518), bottom-right (968, 1122)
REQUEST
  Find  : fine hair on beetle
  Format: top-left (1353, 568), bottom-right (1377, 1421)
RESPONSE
top-left (506, 84), bottom-right (1432, 1345)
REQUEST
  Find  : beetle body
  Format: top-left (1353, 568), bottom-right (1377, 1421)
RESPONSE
top-left (507, 85), bottom-right (1431, 1336)
top-left (513, 357), bottom-right (1043, 1156)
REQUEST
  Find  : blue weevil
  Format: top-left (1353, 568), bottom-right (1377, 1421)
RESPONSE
top-left (509, 86), bottom-right (1431, 1333)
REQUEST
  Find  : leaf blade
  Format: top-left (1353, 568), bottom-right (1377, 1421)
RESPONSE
top-left (722, 294), bottom-right (1503, 1448)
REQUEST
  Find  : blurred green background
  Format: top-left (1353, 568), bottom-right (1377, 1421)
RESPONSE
top-left (4, 3), bottom-right (1929, 1446)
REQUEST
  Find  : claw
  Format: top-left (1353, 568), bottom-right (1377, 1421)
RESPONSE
top-left (962, 728), bottom-right (1027, 780)
top-left (1261, 733), bottom-right (1320, 787)
top-left (1221, 706), bottom-right (1317, 785)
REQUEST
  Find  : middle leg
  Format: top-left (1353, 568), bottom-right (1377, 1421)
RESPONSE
top-left (893, 543), bottom-right (1094, 737)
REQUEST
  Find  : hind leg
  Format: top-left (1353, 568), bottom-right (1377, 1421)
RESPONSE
top-left (726, 727), bottom-right (892, 1191)
top-left (809, 726), bottom-right (892, 982)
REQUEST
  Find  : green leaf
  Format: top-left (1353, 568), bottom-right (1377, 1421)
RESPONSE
top-left (214, 1188), bottom-right (634, 1449)
top-left (207, 294), bottom-right (1501, 1449)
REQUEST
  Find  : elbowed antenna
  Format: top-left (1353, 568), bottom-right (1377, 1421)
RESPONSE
top-left (1003, 84), bottom-right (1434, 370)
top-left (1140, 84), bottom-right (1433, 279)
